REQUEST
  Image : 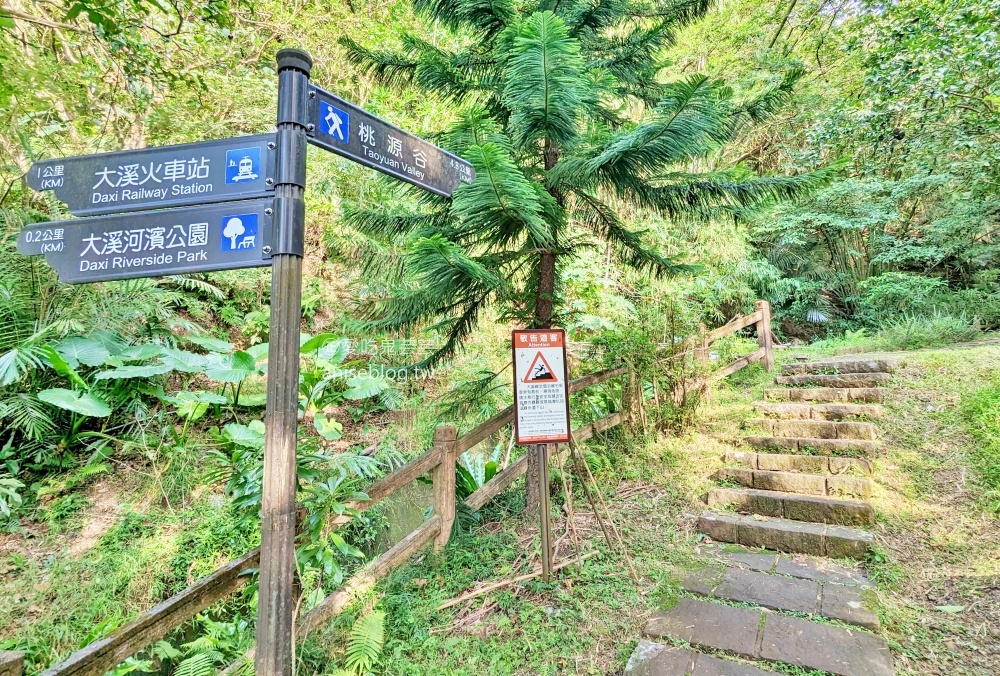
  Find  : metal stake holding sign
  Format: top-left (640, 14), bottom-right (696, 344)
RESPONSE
top-left (17, 47), bottom-right (475, 675)
top-left (512, 329), bottom-right (571, 582)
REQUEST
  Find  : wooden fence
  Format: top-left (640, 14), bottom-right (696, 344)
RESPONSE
top-left (698, 299), bottom-right (774, 378)
top-left (9, 302), bottom-right (773, 676)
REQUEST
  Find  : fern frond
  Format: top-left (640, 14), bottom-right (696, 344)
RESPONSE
top-left (344, 611), bottom-right (386, 675)
top-left (159, 276), bottom-right (226, 300)
top-left (173, 653), bottom-right (217, 676)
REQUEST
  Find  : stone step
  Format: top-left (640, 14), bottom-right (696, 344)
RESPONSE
top-left (763, 387), bottom-right (884, 403)
top-left (744, 435), bottom-right (876, 457)
top-left (625, 640), bottom-right (782, 675)
top-left (698, 512), bottom-right (874, 558)
top-left (718, 467), bottom-right (872, 499)
top-left (781, 358), bottom-right (896, 376)
top-left (645, 598), bottom-right (892, 676)
top-left (775, 373), bottom-right (890, 388)
top-left (725, 451), bottom-right (872, 476)
top-left (708, 487), bottom-right (875, 526)
top-left (746, 418), bottom-right (878, 441)
top-left (682, 565), bottom-right (880, 629)
top-left (699, 543), bottom-right (872, 586)
top-left (753, 401), bottom-right (885, 421)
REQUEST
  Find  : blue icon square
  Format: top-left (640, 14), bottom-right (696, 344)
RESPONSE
top-left (320, 102), bottom-right (350, 143)
top-left (221, 213), bottom-right (259, 252)
top-left (226, 147), bottom-right (261, 184)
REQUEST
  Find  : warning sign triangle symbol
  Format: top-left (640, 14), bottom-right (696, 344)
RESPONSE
top-left (524, 352), bottom-right (558, 383)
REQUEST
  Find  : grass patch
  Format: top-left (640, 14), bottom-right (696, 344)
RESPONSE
top-left (873, 312), bottom-right (981, 351)
top-left (960, 379), bottom-right (1000, 513)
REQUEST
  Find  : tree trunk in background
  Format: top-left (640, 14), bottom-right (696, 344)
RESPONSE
top-left (526, 250), bottom-right (556, 514)
top-left (525, 141), bottom-right (563, 515)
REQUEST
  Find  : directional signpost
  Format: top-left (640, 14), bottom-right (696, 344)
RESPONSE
top-left (26, 134), bottom-right (275, 216)
top-left (16, 199), bottom-right (274, 283)
top-left (14, 47), bottom-right (476, 676)
top-left (308, 85), bottom-right (474, 196)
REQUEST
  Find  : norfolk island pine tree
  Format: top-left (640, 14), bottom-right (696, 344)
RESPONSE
top-left (341, 0), bottom-right (836, 511)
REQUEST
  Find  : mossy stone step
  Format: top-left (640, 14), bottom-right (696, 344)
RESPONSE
top-left (708, 487), bottom-right (875, 526)
top-left (683, 565), bottom-right (880, 629)
top-left (718, 467), bottom-right (872, 499)
top-left (746, 418), bottom-right (878, 441)
top-left (753, 401), bottom-right (885, 421)
top-left (625, 640), bottom-right (782, 675)
top-left (725, 451), bottom-right (872, 476)
top-left (743, 435), bottom-right (876, 457)
top-left (775, 373), bottom-right (890, 388)
top-left (780, 358), bottom-right (896, 376)
top-left (644, 598), bottom-right (892, 675)
top-left (698, 512), bottom-right (874, 558)
top-left (699, 543), bottom-right (872, 586)
top-left (763, 387), bottom-right (884, 403)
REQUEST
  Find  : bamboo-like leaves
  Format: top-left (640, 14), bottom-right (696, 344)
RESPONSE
top-left (450, 142), bottom-right (553, 249)
top-left (587, 76), bottom-right (734, 192)
top-left (640, 168), bottom-right (842, 219)
top-left (502, 11), bottom-right (585, 151)
top-left (414, 0), bottom-right (516, 40)
top-left (575, 191), bottom-right (694, 275)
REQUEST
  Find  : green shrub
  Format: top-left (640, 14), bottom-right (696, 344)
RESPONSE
top-left (873, 311), bottom-right (980, 350)
top-left (857, 273), bottom-right (948, 327)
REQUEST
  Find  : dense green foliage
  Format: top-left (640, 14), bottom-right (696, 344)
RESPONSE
top-left (679, 0), bottom-right (1000, 336)
top-left (342, 0), bottom-right (831, 364)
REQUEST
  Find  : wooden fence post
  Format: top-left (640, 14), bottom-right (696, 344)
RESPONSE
top-left (432, 424), bottom-right (458, 552)
top-left (0, 651), bottom-right (24, 676)
top-left (755, 300), bottom-right (774, 371)
top-left (696, 323), bottom-right (709, 364)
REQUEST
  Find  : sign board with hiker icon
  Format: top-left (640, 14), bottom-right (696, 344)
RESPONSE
top-left (512, 329), bottom-right (571, 445)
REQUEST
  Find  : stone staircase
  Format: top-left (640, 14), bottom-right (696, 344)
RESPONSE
top-left (627, 357), bottom-right (896, 675)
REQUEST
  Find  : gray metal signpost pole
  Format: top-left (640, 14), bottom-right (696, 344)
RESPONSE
top-left (257, 48), bottom-right (311, 676)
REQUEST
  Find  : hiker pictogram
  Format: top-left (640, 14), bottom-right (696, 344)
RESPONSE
top-left (524, 352), bottom-right (557, 383)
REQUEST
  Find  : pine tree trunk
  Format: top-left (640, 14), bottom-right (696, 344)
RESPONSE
top-left (526, 141), bottom-right (562, 515)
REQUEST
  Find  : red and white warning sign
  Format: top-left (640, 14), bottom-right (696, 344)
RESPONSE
top-left (512, 329), bottom-right (570, 444)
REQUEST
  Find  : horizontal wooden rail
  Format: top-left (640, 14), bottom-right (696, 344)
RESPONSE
top-left (41, 549), bottom-right (260, 676)
top-left (698, 300), bottom-right (773, 378)
top-left (455, 366), bottom-right (627, 455)
top-left (706, 310), bottom-right (763, 343)
top-left (712, 347), bottom-right (766, 381)
top-left (464, 409), bottom-right (623, 511)
top-left (298, 515), bottom-right (441, 635)
top-left (326, 446), bottom-right (443, 529)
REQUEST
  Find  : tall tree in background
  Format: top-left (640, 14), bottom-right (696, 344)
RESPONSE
top-left (344, 0), bottom-right (831, 508)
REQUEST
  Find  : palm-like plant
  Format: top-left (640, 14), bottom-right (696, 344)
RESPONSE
top-left (343, 0), bottom-right (831, 506)
top-left (343, 0), bottom-right (830, 362)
